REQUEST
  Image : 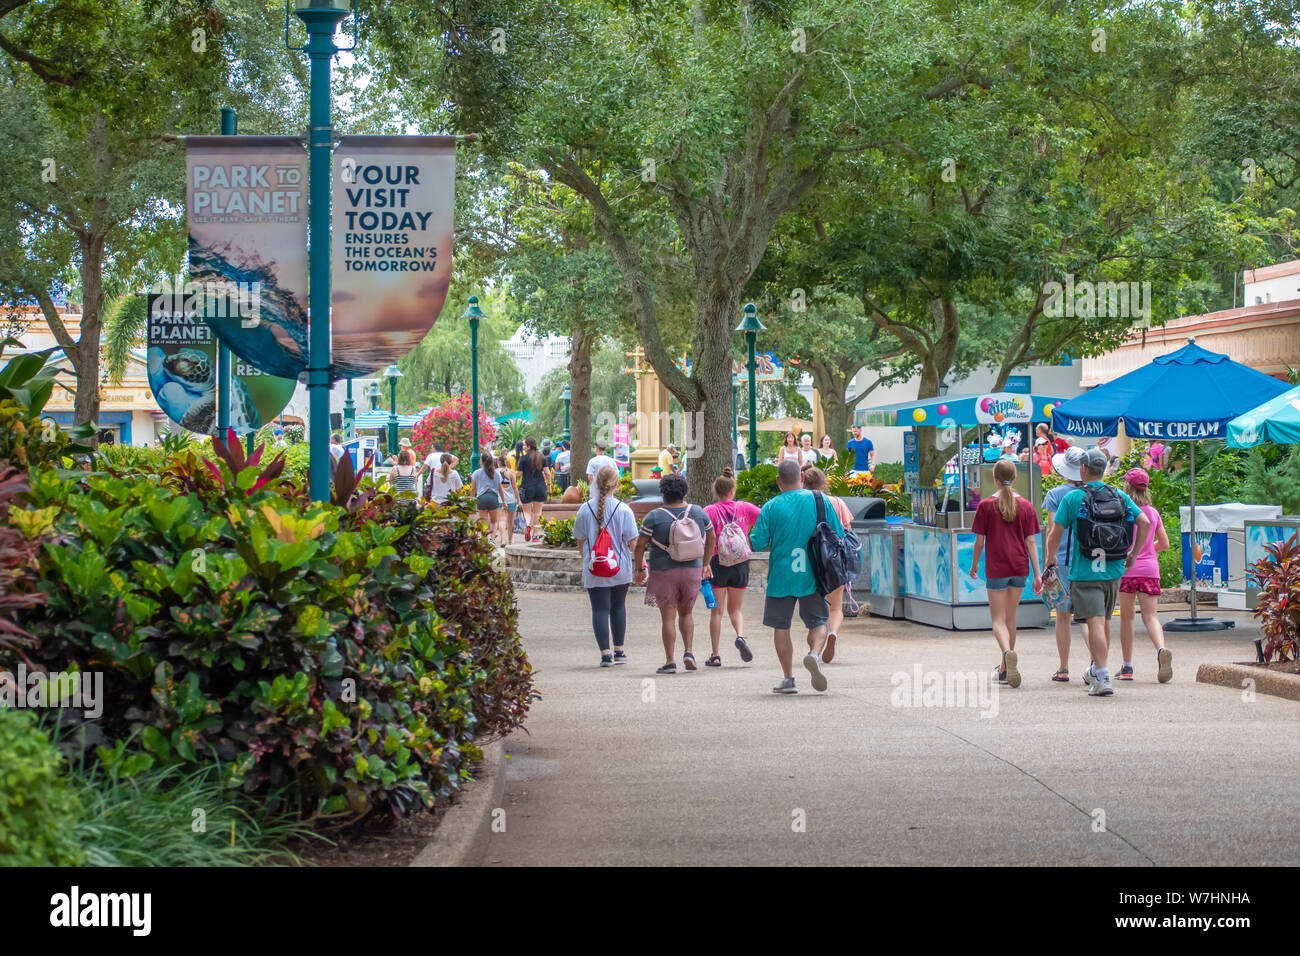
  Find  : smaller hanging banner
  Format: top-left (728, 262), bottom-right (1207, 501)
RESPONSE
top-left (145, 294), bottom-right (295, 435)
top-left (330, 135), bottom-right (457, 377)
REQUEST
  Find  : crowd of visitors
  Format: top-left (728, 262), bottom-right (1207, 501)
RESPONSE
top-left (377, 421), bottom-right (1176, 697)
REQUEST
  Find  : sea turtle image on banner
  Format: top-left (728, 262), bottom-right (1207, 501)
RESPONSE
top-left (145, 294), bottom-right (294, 436)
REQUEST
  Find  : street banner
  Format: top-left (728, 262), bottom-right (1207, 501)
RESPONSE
top-left (145, 294), bottom-right (295, 436)
top-left (730, 353), bottom-right (785, 382)
top-left (186, 136), bottom-right (311, 381)
top-left (331, 135), bottom-right (457, 376)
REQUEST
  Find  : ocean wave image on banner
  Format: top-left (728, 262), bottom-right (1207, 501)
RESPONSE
top-left (186, 136), bottom-right (322, 381)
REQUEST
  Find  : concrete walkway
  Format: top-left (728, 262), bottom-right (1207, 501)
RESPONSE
top-left (485, 592), bottom-right (1299, 866)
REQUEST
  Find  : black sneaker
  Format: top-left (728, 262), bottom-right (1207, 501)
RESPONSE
top-left (612, 650), bottom-right (628, 665)
top-left (600, 654), bottom-right (613, 668)
top-left (656, 662), bottom-right (677, 674)
top-left (734, 636), bottom-right (754, 663)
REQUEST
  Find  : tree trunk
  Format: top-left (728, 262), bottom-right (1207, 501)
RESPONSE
top-left (568, 319), bottom-right (593, 482)
top-left (74, 231), bottom-right (106, 428)
top-left (680, 290), bottom-right (736, 505)
top-left (821, 387), bottom-right (849, 454)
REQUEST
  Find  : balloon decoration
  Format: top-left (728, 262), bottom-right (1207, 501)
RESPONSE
top-left (937, 403), bottom-right (949, 416)
top-left (912, 408), bottom-right (927, 422)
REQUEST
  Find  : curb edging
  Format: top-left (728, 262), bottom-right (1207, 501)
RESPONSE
top-left (409, 738), bottom-right (508, 867)
top-left (1195, 662), bottom-right (1300, 702)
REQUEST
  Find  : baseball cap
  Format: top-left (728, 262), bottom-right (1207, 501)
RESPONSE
top-left (1083, 448), bottom-right (1109, 474)
top-left (1124, 467), bottom-right (1150, 489)
top-left (1051, 445), bottom-right (1087, 482)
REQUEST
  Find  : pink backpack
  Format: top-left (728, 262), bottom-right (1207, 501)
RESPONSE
top-left (714, 503), bottom-right (752, 566)
top-left (651, 506), bottom-right (705, 562)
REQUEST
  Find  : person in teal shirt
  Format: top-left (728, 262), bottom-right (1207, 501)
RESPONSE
top-left (1044, 448), bottom-right (1149, 699)
top-left (750, 459), bottom-right (844, 695)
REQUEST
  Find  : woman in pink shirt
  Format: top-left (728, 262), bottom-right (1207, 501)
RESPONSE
top-left (703, 469), bottom-right (761, 667)
top-left (1118, 468), bottom-right (1173, 683)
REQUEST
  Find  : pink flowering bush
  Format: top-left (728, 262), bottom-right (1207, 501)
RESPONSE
top-left (412, 394), bottom-right (497, 473)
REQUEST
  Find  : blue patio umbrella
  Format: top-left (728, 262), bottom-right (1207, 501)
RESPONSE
top-left (1051, 337), bottom-right (1291, 630)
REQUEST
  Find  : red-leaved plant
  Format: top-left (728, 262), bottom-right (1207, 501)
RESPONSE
top-left (1250, 533), bottom-right (1300, 662)
top-left (0, 466), bottom-right (42, 665)
top-left (164, 429), bottom-right (286, 497)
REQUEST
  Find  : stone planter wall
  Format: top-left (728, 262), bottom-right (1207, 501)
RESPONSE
top-left (505, 542), bottom-right (771, 593)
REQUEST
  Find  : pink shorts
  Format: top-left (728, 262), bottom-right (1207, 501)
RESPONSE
top-left (644, 566), bottom-right (702, 609)
top-left (1119, 576), bottom-right (1161, 596)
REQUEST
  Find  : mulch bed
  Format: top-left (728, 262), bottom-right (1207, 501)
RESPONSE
top-left (1238, 660), bottom-right (1300, 676)
top-left (290, 798), bottom-right (453, 867)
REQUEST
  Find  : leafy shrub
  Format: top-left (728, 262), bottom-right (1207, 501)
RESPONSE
top-left (8, 433), bottom-right (532, 822)
top-left (539, 516), bottom-right (576, 547)
top-left (412, 394), bottom-right (497, 477)
top-left (282, 424), bottom-right (305, 444)
top-left (1158, 543), bottom-right (1184, 589)
top-left (0, 707), bottom-right (84, 865)
top-left (1241, 445), bottom-right (1300, 514)
top-left (1249, 534), bottom-right (1300, 662)
top-left (97, 443), bottom-right (171, 474)
top-left (618, 475), bottom-right (637, 500)
top-left (735, 464), bottom-right (780, 507)
top-left (0, 339), bottom-right (90, 468)
top-left (872, 461), bottom-right (904, 484)
top-left (495, 418), bottom-right (529, 453)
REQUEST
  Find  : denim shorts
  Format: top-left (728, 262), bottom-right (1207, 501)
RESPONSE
top-left (986, 575), bottom-right (1028, 591)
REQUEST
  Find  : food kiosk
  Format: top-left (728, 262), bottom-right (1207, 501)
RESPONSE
top-left (855, 392), bottom-right (1066, 630)
top-left (1243, 518), bottom-right (1300, 610)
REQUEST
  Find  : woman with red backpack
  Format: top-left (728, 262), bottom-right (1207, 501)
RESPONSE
top-left (633, 473), bottom-right (716, 674)
top-left (573, 466), bottom-right (641, 667)
top-left (703, 468), bottom-right (760, 667)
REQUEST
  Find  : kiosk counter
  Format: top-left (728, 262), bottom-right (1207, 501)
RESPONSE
top-left (854, 391), bottom-right (1064, 631)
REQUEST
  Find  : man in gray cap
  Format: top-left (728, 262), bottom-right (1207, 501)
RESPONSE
top-left (1044, 447), bottom-right (1149, 697)
top-left (1041, 446), bottom-right (1090, 684)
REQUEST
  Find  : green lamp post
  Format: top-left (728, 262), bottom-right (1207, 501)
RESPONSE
top-left (736, 303), bottom-right (765, 471)
top-left (461, 296), bottom-right (486, 471)
top-left (343, 378), bottom-right (355, 439)
top-left (384, 364), bottom-right (403, 456)
top-left (731, 370), bottom-right (739, 453)
top-left (289, 0), bottom-right (355, 502)
top-left (366, 380), bottom-right (381, 411)
top-left (560, 384), bottom-right (571, 444)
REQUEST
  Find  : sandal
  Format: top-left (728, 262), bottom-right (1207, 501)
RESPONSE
top-left (683, 652), bottom-right (697, 671)
top-left (705, 655), bottom-right (722, 667)
top-left (1051, 668), bottom-right (1070, 682)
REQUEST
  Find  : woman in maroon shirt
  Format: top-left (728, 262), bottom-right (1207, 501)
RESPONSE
top-left (969, 459), bottom-right (1043, 688)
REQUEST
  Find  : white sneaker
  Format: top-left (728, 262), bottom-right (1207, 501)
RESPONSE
top-left (803, 653), bottom-right (828, 692)
top-left (1157, 647), bottom-right (1173, 683)
top-left (1089, 676), bottom-right (1114, 697)
top-left (1003, 650), bottom-right (1021, 688)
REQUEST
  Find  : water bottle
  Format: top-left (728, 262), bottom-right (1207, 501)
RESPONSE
top-left (700, 578), bottom-right (717, 609)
